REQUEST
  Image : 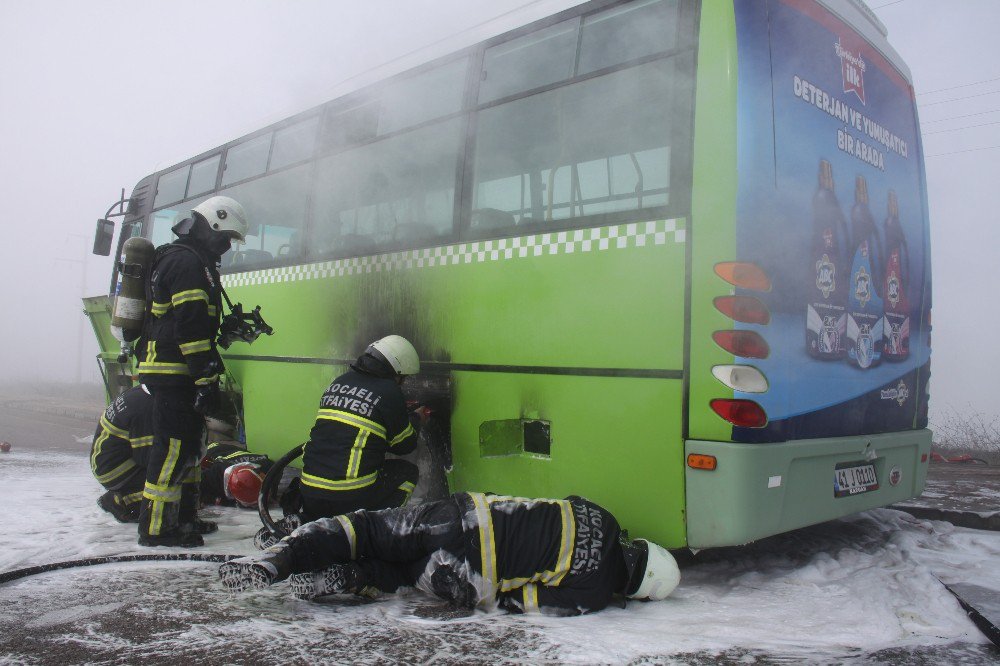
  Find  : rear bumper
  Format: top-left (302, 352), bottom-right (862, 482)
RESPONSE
top-left (685, 429), bottom-right (932, 548)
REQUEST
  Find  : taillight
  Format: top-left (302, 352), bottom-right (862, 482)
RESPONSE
top-left (714, 262), bottom-right (771, 291)
top-left (712, 330), bottom-right (770, 358)
top-left (714, 295), bottom-right (770, 325)
top-left (712, 365), bottom-right (768, 393)
top-left (710, 399), bottom-right (768, 428)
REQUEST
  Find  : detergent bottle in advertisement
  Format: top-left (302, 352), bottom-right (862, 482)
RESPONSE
top-left (846, 175), bottom-right (884, 369)
top-left (882, 190), bottom-right (910, 361)
top-left (806, 159), bottom-right (849, 360)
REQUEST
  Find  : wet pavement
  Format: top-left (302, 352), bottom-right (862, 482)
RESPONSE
top-left (2, 386), bottom-right (999, 664)
top-left (894, 463), bottom-right (1000, 531)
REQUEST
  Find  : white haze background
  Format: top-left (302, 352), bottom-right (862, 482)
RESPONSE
top-left (0, 0), bottom-right (997, 426)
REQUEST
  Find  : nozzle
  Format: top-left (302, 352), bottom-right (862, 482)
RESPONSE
top-left (117, 340), bottom-right (132, 364)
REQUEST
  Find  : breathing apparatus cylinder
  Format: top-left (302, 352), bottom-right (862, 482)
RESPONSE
top-left (111, 236), bottom-right (155, 341)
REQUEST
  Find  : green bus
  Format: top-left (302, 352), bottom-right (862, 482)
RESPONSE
top-left (86, 0), bottom-right (932, 548)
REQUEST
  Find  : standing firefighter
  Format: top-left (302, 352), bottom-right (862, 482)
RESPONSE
top-left (136, 195), bottom-right (247, 547)
top-left (91, 384), bottom-right (154, 523)
top-left (299, 335), bottom-right (424, 521)
top-left (220, 492), bottom-right (681, 615)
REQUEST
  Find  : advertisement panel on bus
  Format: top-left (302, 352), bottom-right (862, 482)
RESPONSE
top-left (732, 0), bottom-right (930, 443)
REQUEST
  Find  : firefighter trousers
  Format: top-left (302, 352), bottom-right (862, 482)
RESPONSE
top-left (300, 459), bottom-right (419, 522)
top-left (287, 497), bottom-right (476, 605)
top-left (138, 386), bottom-right (203, 537)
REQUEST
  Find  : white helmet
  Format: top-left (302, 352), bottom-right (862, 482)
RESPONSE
top-left (627, 539), bottom-right (680, 601)
top-left (366, 335), bottom-right (420, 376)
top-left (192, 195), bottom-right (248, 242)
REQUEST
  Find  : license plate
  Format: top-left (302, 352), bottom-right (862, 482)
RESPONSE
top-left (834, 462), bottom-right (879, 497)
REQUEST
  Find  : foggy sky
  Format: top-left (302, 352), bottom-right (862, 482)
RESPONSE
top-left (0, 0), bottom-right (997, 425)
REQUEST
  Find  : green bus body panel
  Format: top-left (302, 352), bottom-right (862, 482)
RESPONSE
top-left (83, 295), bottom-right (117, 362)
top-left (219, 222), bottom-right (689, 544)
top-left (687, 0), bottom-right (740, 441)
top-left (222, 222), bottom-right (687, 372)
top-left (450, 372), bottom-right (686, 546)
top-left (685, 429), bottom-right (931, 548)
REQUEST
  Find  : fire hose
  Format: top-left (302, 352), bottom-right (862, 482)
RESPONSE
top-left (0, 552), bottom-right (238, 586)
top-left (257, 443), bottom-right (305, 541)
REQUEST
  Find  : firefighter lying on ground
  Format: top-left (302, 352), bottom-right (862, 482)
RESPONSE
top-left (221, 492), bottom-right (681, 616)
top-left (136, 196), bottom-right (248, 548)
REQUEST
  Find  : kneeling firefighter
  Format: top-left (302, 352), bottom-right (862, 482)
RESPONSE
top-left (300, 335), bottom-right (425, 521)
top-left (136, 196), bottom-right (248, 547)
top-left (91, 384), bottom-right (154, 523)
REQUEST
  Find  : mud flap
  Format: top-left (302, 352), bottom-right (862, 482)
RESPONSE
top-left (941, 582), bottom-right (1000, 647)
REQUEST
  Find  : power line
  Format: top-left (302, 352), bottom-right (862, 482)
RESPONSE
top-left (923, 120), bottom-right (1000, 136)
top-left (922, 108), bottom-right (1000, 124)
top-left (918, 90), bottom-right (1000, 107)
top-left (871, 0), bottom-right (907, 8)
top-left (308, 0), bottom-right (553, 100)
top-left (918, 76), bottom-right (1000, 97)
top-left (925, 145), bottom-right (1000, 158)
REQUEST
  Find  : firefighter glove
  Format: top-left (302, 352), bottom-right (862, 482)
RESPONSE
top-left (194, 381), bottom-right (221, 415)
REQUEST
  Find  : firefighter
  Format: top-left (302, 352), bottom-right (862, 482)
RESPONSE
top-left (136, 195), bottom-right (248, 547)
top-left (219, 492), bottom-right (681, 615)
top-left (298, 335), bottom-right (424, 521)
top-left (91, 385), bottom-right (154, 523)
top-left (199, 440), bottom-right (273, 508)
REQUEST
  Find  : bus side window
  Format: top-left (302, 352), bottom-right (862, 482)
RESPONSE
top-left (217, 162), bottom-right (311, 269)
top-left (472, 58), bottom-right (676, 229)
top-left (313, 119), bottom-right (461, 256)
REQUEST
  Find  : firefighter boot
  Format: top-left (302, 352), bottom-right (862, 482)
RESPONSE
top-left (138, 498), bottom-right (205, 547)
top-left (289, 562), bottom-right (366, 600)
top-left (179, 481), bottom-right (218, 535)
top-left (97, 491), bottom-right (139, 523)
top-left (219, 542), bottom-right (294, 592)
top-left (253, 513), bottom-right (303, 550)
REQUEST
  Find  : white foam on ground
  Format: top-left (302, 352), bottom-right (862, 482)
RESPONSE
top-left (2, 448), bottom-right (998, 663)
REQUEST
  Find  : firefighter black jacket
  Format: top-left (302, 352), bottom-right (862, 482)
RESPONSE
top-left (137, 238), bottom-right (224, 388)
top-left (302, 367), bottom-right (417, 494)
top-left (465, 493), bottom-right (628, 615)
top-left (287, 492), bottom-right (628, 615)
top-left (90, 385), bottom-right (153, 486)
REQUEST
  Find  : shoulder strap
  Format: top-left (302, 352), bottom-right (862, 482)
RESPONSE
top-left (151, 243), bottom-right (234, 306)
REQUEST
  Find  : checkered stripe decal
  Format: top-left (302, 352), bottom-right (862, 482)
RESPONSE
top-left (222, 219), bottom-right (686, 288)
